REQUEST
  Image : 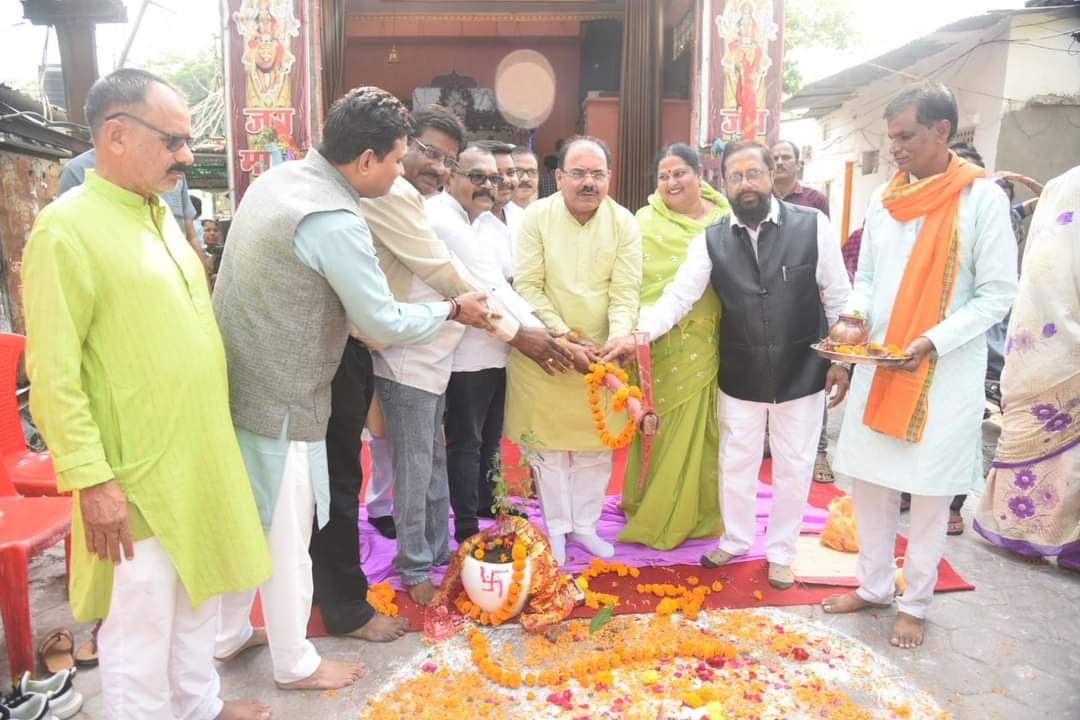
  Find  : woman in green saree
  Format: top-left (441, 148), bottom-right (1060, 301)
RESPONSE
top-left (619, 144), bottom-right (730, 549)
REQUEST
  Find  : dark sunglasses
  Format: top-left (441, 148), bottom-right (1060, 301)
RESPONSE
top-left (105, 112), bottom-right (193, 153)
top-left (410, 137), bottom-right (458, 169)
top-left (453, 169), bottom-right (501, 187)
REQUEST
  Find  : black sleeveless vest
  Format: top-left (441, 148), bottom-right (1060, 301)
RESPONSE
top-left (704, 201), bottom-right (829, 403)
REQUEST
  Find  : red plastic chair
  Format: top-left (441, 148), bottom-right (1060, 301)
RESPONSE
top-left (0, 333), bottom-right (59, 497)
top-left (0, 462), bottom-right (71, 676)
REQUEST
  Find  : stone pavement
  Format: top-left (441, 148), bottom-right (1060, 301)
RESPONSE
top-left (4, 407), bottom-right (1078, 719)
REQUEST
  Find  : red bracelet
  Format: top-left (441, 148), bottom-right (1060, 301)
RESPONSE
top-left (447, 297), bottom-right (461, 320)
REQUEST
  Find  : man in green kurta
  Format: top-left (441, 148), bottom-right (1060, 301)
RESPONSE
top-left (505, 136), bottom-right (642, 565)
top-left (22, 69), bottom-right (271, 720)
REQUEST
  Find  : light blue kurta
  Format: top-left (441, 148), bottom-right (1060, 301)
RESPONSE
top-left (833, 178), bottom-right (1018, 496)
top-left (237, 210), bottom-right (448, 529)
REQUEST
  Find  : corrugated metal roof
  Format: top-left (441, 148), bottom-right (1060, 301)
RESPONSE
top-left (783, 12), bottom-right (1014, 118)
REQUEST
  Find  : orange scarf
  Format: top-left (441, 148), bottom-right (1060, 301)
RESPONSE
top-left (863, 152), bottom-right (984, 442)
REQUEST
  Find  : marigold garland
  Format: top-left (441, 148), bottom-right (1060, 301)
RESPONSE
top-left (585, 362), bottom-right (643, 449)
top-left (454, 539), bottom-right (529, 626)
top-left (365, 580), bottom-right (399, 617)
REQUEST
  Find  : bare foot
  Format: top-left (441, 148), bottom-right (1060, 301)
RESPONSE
top-left (215, 628), bottom-right (268, 662)
top-left (217, 699), bottom-right (271, 720)
top-left (407, 579), bottom-right (437, 606)
top-left (821, 591), bottom-right (891, 614)
top-left (890, 612), bottom-right (925, 648)
top-left (345, 612), bottom-right (409, 642)
top-left (275, 658), bottom-right (366, 690)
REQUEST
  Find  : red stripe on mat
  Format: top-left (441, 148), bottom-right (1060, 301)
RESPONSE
top-left (253, 440), bottom-right (973, 635)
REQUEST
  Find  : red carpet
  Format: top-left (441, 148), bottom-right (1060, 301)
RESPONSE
top-left (253, 441), bottom-right (973, 635)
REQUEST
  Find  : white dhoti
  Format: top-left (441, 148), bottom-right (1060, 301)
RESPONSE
top-left (852, 479), bottom-right (950, 618)
top-left (364, 434), bottom-right (394, 518)
top-left (98, 537), bottom-right (223, 720)
top-left (216, 441), bottom-right (321, 683)
top-left (715, 389), bottom-right (824, 565)
top-left (532, 449), bottom-right (612, 536)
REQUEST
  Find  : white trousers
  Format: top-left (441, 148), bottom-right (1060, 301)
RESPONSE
top-left (532, 449), bottom-right (612, 536)
top-left (98, 537), bottom-right (223, 720)
top-left (852, 478), bottom-right (950, 618)
top-left (716, 390), bottom-right (824, 565)
top-left (364, 434), bottom-right (394, 518)
top-left (216, 441), bottom-right (321, 683)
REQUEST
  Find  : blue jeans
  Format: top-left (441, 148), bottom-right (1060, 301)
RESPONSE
top-left (375, 377), bottom-right (450, 586)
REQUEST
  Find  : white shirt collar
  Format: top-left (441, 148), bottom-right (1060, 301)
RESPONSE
top-left (730, 195), bottom-right (780, 231)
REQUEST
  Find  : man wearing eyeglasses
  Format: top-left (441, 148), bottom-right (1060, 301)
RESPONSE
top-left (431, 144), bottom-right (572, 546)
top-left (505, 135), bottom-right (642, 565)
top-left (23, 68), bottom-right (272, 720)
top-left (511, 146), bottom-right (540, 210)
top-left (473, 140), bottom-right (521, 281)
top-left (59, 141), bottom-right (211, 276)
top-left (605, 140), bottom-right (850, 591)
top-left (357, 106), bottom-right (571, 605)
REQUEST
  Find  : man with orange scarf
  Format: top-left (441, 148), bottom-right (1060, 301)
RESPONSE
top-left (823, 83), bottom-right (1017, 648)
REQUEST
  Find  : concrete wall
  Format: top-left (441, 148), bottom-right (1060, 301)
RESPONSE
top-left (790, 8), bottom-right (1080, 238)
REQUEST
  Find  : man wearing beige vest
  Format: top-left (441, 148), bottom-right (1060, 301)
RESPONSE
top-left (212, 88), bottom-right (491, 691)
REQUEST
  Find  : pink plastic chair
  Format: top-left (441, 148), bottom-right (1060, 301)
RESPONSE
top-left (0, 333), bottom-right (59, 497)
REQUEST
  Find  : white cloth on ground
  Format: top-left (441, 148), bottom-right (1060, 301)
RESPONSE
top-left (98, 537), bottom-right (223, 720)
top-left (216, 440), bottom-right (321, 683)
top-left (852, 478), bottom-right (950, 619)
top-left (714, 389), bottom-right (824, 565)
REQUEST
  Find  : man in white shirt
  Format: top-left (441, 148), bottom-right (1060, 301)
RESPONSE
top-left (370, 135), bottom-right (573, 605)
top-left (511, 146), bottom-right (539, 210)
top-left (473, 140), bottom-right (521, 281)
top-left (430, 144), bottom-right (564, 543)
top-left (605, 140), bottom-right (851, 590)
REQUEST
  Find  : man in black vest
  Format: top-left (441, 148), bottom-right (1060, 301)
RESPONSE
top-left (605, 140), bottom-right (851, 589)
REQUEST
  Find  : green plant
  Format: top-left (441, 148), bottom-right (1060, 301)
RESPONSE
top-left (487, 432), bottom-right (543, 518)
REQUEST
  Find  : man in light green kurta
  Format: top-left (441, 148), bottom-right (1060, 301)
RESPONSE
top-left (505, 136), bottom-right (642, 565)
top-left (22, 69), bottom-right (270, 720)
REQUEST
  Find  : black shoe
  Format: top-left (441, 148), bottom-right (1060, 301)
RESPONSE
top-left (455, 526), bottom-right (480, 544)
top-left (369, 515), bottom-right (396, 539)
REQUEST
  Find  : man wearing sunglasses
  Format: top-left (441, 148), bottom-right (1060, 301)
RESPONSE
top-left (472, 140), bottom-right (521, 281)
top-left (24, 68), bottom-right (272, 720)
top-left (361, 109), bottom-right (573, 605)
top-left (430, 144), bottom-right (573, 548)
top-left (59, 133), bottom-right (210, 276)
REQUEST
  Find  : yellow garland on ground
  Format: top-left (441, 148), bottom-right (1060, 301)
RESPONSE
top-left (585, 362), bottom-right (643, 449)
top-left (467, 621), bottom-right (738, 690)
top-left (575, 558), bottom-right (639, 609)
top-left (454, 539), bottom-right (529, 626)
top-left (366, 580), bottom-right (399, 617)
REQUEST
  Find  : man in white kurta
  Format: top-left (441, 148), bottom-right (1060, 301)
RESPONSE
top-left (824, 83), bottom-right (1017, 648)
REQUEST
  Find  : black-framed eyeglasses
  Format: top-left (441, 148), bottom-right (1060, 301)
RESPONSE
top-left (562, 168), bottom-right (609, 182)
top-left (410, 137), bottom-right (457, 169)
top-left (105, 112), bottom-right (193, 152)
top-left (453, 169), bottom-right (501, 187)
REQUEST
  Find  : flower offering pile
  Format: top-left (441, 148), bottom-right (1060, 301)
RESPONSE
top-left (361, 607), bottom-right (951, 720)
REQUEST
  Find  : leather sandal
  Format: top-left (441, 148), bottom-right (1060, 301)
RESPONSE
top-left (813, 453), bottom-right (834, 483)
top-left (947, 512), bottom-right (964, 536)
top-left (74, 621), bottom-right (100, 668)
top-left (700, 548), bottom-right (735, 568)
top-left (37, 627), bottom-right (75, 673)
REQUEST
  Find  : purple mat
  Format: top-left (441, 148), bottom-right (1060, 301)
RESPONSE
top-left (360, 483), bottom-right (827, 591)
